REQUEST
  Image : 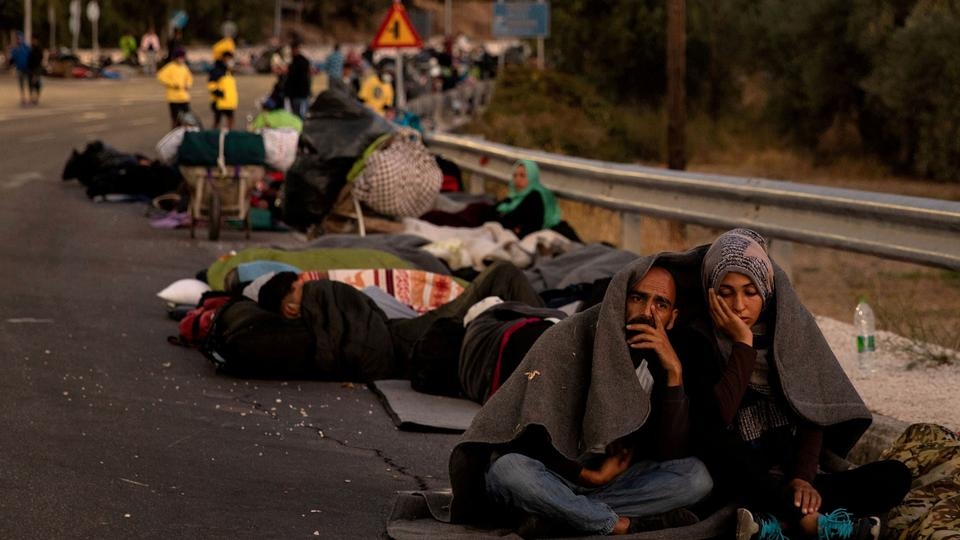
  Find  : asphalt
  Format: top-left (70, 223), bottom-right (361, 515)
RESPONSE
top-left (0, 73), bottom-right (459, 539)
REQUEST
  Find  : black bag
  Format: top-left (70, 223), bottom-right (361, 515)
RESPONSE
top-left (408, 317), bottom-right (465, 398)
top-left (302, 86), bottom-right (394, 161)
top-left (280, 155), bottom-right (352, 230)
top-left (203, 299), bottom-right (316, 378)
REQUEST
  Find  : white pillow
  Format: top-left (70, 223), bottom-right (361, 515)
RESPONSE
top-left (157, 279), bottom-right (211, 306)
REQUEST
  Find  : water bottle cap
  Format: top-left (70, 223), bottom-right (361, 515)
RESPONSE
top-left (857, 295), bottom-right (868, 304)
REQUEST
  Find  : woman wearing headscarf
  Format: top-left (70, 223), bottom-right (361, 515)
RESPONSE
top-left (494, 159), bottom-right (564, 238)
top-left (689, 228), bottom-right (910, 540)
top-left (420, 160), bottom-right (581, 241)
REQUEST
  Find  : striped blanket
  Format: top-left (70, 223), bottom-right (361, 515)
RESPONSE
top-left (301, 269), bottom-right (464, 314)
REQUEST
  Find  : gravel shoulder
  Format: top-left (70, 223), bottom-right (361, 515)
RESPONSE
top-left (817, 315), bottom-right (960, 432)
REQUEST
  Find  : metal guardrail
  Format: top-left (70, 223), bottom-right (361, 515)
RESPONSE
top-left (424, 132), bottom-right (960, 270)
top-left (405, 81), bottom-right (496, 131)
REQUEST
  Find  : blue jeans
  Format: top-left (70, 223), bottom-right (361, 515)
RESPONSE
top-left (288, 97), bottom-right (310, 120)
top-left (485, 453), bottom-right (713, 535)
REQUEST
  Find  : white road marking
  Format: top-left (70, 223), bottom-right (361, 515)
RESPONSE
top-left (75, 111), bottom-right (108, 121)
top-left (3, 171), bottom-right (43, 190)
top-left (21, 133), bottom-right (56, 143)
top-left (6, 318), bottom-right (55, 323)
top-left (75, 124), bottom-right (109, 134)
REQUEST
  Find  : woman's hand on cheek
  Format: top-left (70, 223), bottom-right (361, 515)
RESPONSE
top-left (708, 289), bottom-right (753, 346)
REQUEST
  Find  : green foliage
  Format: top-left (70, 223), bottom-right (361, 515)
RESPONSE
top-left (863, 0), bottom-right (960, 180)
top-left (466, 67), bottom-right (663, 163)
top-left (548, 0), bottom-right (722, 108)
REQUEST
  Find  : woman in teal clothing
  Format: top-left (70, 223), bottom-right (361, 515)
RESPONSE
top-left (496, 160), bottom-right (580, 241)
top-left (420, 159), bottom-right (581, 241)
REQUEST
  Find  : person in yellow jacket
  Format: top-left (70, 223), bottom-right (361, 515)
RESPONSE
top-left (156, 48), bottom-right (193, 129)
top-left (358, 68), bottom-right (394, 116)
top-left (207, 51), bottom-right (238, 129)
top-left (211, 35), bottom-right (236, 62)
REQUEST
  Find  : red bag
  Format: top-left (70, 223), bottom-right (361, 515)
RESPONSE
top-left (169, 293), bottom-right (232, 348)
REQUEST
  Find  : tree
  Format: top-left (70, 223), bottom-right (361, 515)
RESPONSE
top-left (864, 0), bottom-right (960, 180)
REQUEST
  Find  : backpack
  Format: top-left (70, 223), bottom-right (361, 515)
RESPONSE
top-left (168, 292), bottom-right (234, 348)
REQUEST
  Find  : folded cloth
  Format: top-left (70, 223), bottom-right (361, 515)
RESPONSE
top-left (303, 269), bottom-right (464, 314)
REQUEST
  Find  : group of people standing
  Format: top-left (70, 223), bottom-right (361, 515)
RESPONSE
top-left (448, 225), bottom-right (912, 539)
top-left (8, 32), bottom-right (44, 107)
top-left (155, 31), bottom-right (243, 130)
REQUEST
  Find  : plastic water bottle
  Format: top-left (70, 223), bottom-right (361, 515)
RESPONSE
top-left (854, 298), bottom-right (876, 376)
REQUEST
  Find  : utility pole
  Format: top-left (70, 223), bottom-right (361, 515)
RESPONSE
top-left (536, 0), bottom-right (545, 70)
top-left (444, 0), bottom-right (452, 38)
top-left (24, 0), bottom-right (32, 45)
top-left (666, 0), bottom-right (686, 170)
top-left (274, 0), bottom-right (281, 38)
top-left (48, 3), bottom-right (55, 52)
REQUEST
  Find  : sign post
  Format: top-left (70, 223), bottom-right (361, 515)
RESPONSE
top-left (69, 0), bottom-right (80, 51)
top-left (371, 0), bottom-right (424, 110)
top-left (492, 1), bottom-right (551, 69)
top-left (24, 0), bottom-right (32, 47)
top-left (86, 1), bottom-right (100, 60)
top-left (48, 3), bottom-right (55, 52)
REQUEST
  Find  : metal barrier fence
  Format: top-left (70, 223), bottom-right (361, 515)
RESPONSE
top-left (405, 81), bottom-right (496, 132)
top-left (424, 132), bottom-right (960, 271)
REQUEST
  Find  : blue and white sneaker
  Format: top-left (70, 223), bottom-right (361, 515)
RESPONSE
top-left (817, 509), bottom-right (880, 540)
top-left (736, 508), bottom-right (789, 540)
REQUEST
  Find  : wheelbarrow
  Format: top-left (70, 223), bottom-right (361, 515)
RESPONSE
top-left (180, 164), bottom-right (264, 241)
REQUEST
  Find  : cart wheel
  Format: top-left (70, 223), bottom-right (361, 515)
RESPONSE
top-left (208, 192), bottom-right (222, 241)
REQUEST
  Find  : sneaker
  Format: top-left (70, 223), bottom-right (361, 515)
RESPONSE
top-left (628, 508), bottom-right (699, 532)
top-left (736, 508), bottom-right (788, 540)
top-left (817, 509), bottom-right (880, 540)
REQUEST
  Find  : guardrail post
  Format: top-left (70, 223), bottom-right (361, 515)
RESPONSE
top-left (620, 214), bottom-right (688, 255)
top-left (769, 238), bottom-right (794, 282)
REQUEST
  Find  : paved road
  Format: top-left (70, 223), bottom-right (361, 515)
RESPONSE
top-left (0, 73), bottom-right (458, 538)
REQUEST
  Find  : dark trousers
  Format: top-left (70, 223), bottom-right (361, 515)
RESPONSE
top-left (388, 261), bottom-right (543, 369)
top-left (700, 429), bottom-right (910, 526)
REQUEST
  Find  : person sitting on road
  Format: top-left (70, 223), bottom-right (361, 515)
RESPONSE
top-left (688, 228), bottom-right (911, 540)
top-left (419, 160), bottom-right (582, 242)
top-left (495, 159), bottom-right (580, 241)
top-left (448, 258), bottom-right (714, 537)
top-left (156, 48), bottom-right (193, 129)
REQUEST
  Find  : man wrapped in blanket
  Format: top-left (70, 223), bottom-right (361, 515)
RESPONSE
top-left (446, 253), bottom-right (716, 537)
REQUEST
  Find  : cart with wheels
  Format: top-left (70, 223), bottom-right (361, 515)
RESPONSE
top-left (180, 164), bottom-right (264, 241)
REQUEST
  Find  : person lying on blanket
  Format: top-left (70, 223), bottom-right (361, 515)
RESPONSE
top-left (256, 262), bottom-right (546, 382)
top-left (448, 259), bottom-right (716, 537)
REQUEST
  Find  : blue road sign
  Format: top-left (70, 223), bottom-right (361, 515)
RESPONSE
top-left (492, 2), bottom-right (550, 39)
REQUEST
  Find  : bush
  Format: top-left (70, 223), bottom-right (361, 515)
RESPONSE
top-left (863, 2), bottom-right (960, 180)
top-left (466, 67), bottom-right (663, 163)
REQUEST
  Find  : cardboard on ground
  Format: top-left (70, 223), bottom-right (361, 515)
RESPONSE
top-left (372, 2), bottom-right (423, 49)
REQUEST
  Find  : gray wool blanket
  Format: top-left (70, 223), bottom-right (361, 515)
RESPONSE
top-left (448, 244), bottom-right (872, 529)
top-left (449, 249), bottom-right (700, 524)
top-left (756, 262), bottom-right (872, 454)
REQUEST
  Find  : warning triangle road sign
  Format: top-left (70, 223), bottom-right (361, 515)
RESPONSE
top-left (372, 1), bottom-right (423, 49)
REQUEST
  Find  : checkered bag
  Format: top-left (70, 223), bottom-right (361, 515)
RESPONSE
top-left (352, 128), bottom-right (442, 218)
